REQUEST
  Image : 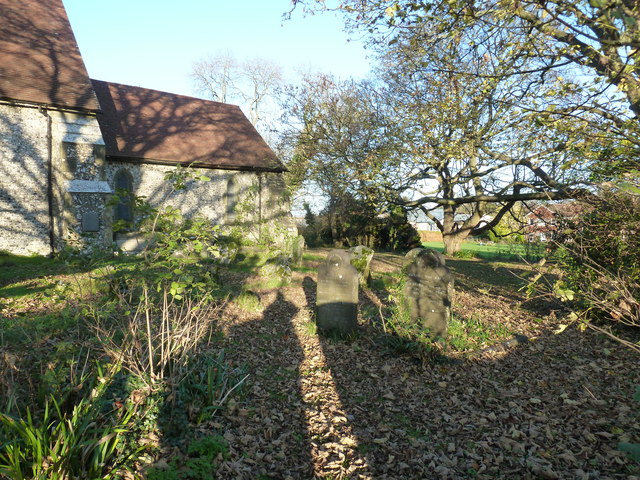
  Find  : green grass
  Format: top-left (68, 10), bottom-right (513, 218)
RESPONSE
top-left (232, 290), bottom-right (263, 312)
top-left (302, 253), bottom-right (325, 261)
top-left (291, 264), bottom-right (316, 273)
top-left (447, 315), bottom-right (512, 351)
top-left (0, 251), bottom-right (142, 285)
top-left (301, 318), bottom-right (318, 337)
top-left (445, 258), bottom-right (530, 290)
top-left (227, 252), bottom-right (269, 273)
top-left (422, 241), bottom-right (546, 262)
top-left (0, 253), bottom-right (58, 285)
top-left (249, 276), bottom-right (291, 290)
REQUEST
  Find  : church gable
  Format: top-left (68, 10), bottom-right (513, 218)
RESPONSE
top-left (0, 1), bottom-right (292, 256)
top-left (0, 0), bottom-right (100, 111)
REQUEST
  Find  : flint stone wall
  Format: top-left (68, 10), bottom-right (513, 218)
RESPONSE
top-left (104, 163), bottom-right (293, 243)
top-left (0, 104), bottom-right (109, 255)
top-left (1, 102), bottom-right (294, 256)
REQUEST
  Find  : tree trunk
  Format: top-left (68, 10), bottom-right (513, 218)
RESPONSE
top-left (441, 206), bottom-right (468, 255)
top-left (443, 230), bottom-right (468, 255)
top-left (329, 212), bottom-right (343, 247)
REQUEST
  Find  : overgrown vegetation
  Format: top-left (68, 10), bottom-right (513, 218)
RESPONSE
top-left (1, 163), bottom-right (637, 476)
top-left (0, 168), bottom-right (258, 478)
top-left (2, 240), bottom-right (638, 477)
top-left (528, 187), bottom-right (640, 351)
top-left (364, 265), bottom-right (515, 362)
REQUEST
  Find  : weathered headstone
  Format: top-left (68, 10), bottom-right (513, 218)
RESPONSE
top-left (349, 245), bottom-right (374, 287)
top-left (403, 248), bottom-right (453, 338)
top-left (260, 253), bottom-right (292, 286)
top-left (291, 235), bottom-right (305, 266)
top-left (403, 247), bottom-right (426, 270)
top-left (316, 249), bottom-right (359, 335)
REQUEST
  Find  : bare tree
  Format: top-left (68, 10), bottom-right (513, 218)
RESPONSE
top-left (239, 57), bottom-right (283, 126)
top-left (191, 51), bottom-right (238, 104)
top-left (191, 51), bottom-right (283, 134)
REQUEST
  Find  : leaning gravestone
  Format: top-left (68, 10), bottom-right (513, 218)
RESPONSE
top-left (403, 248), bottom-right (453, 339)
top-left (349, 245), bottom-right (374, 287)
top-left (316, 250), bottom-right (359, 335)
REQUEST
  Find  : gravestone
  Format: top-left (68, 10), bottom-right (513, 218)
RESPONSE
top-left (316, 249), bottom-right (359, 335)
top-left (403, 248), bottom-right (453, 338)
top-left (349, 245), bottom-right (374, 287)
top-left (291, 235), bottom-right (305, 266)
top-left (260, 253), bottom-right (292, 286)
top-left (403, 247), bottom-right (424, 272)
top-left (403, 247), bottom-right (447, 269)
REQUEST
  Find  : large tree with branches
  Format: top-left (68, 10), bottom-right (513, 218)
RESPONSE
top-left (288, 0), bottom-right (638, 253)
top-left (377, 26), bottom-right (599, 252)
top-left (281, 73), bottom-right (398, 246)
top-left (291, 0), bottom-right (640, 162)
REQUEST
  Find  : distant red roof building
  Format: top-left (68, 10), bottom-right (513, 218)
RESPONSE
top-left (0, 0), bottom-right (100, 111)
top-left (525, 203), bottom-right (582, 242)
top-left (91, 80), bottom-right (284, 172)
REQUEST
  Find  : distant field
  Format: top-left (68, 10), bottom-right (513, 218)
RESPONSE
top-left (422, 240), bottom-right (546, 262)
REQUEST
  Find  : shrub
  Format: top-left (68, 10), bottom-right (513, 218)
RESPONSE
top-left (556, 189), bottom-right (639, 331)
top-left (526, 187), bottom-right (640, 350)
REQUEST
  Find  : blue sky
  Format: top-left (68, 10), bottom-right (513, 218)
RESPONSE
top-left (63, 0), bottom-right (372, 98)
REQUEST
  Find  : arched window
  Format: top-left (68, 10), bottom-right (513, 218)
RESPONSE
top-left (113, 169), bottom-right (134, 229)
top-left (226, 177), bottom-right (238, 222)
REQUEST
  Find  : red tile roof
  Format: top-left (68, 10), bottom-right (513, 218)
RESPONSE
top-left (92, 80), bottom-right (284, 172)
top-left (0, 0), bottom-right (99, 111)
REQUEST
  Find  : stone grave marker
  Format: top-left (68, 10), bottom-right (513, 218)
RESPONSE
top-left (316, 249), bottom-right (359, 335)
top-left (260, 253), bottom-right (292, 286)
top-left (291, 234), bottom-right (305, 266)
top-left (349, 245), bottom-right (374, 287)
top-left (403, 247), bottom-right (425, 267)
top-left (403, 248), bottom-right (453, 338)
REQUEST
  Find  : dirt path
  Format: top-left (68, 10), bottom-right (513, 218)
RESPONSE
top-left (212, 253), bottom-right (640, 479)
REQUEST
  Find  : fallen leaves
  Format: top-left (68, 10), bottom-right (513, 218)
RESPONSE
top-left (203, 254), bottom-right (640, 479)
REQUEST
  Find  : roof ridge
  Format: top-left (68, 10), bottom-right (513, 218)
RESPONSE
top-left (90, 78), bottom-right (241, 110)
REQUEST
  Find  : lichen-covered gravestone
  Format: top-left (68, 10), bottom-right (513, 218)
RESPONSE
top-left (316, 249), bottom-right (359, 335)
top-left (403, 248), bottom-right (454, 338)
top-left (260, 253), bottom-right (292, 286)
top-left (291, 234), bottom-right (305, 266)
top-left (403, 247), bottom-right (426, 269)
top-left (349, 245), bottom-right (374, 287)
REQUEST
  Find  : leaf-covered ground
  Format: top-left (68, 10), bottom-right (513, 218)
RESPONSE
top-left (206, 251), bottom-right (639, 479)
top-left (1, 251), bottom-right (637, 479)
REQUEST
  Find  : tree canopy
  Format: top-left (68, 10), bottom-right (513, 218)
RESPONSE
top-left (284, 0), bottom-right (640, 252)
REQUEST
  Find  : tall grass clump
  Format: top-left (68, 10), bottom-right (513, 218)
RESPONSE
top-left (0, 364), bottom-right (139, 480)
top-left (95, 288), bottom-right (222, 389)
